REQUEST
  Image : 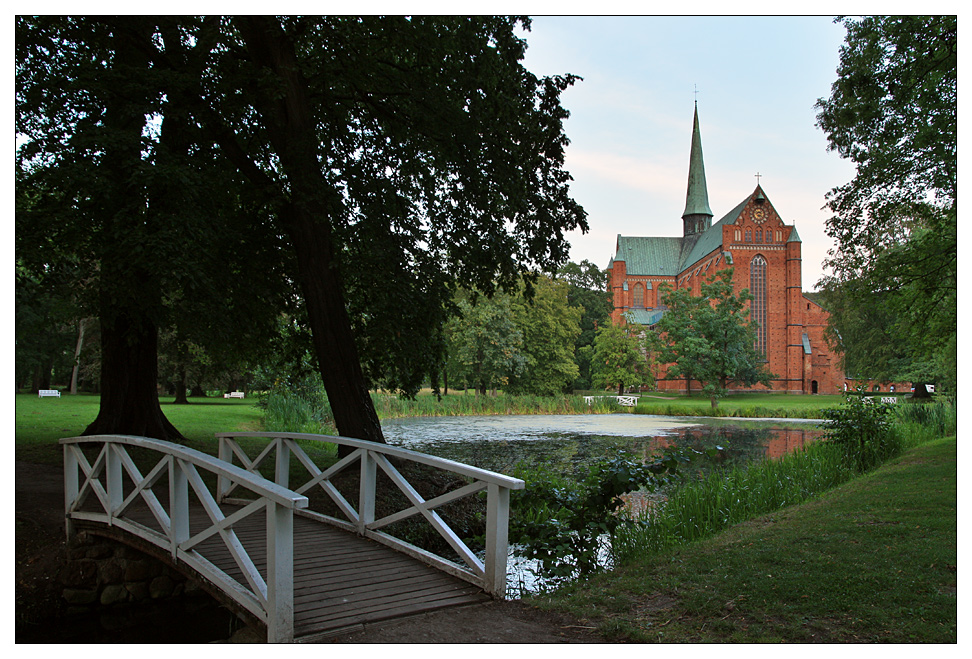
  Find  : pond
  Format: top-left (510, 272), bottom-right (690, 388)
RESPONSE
top-left (382, 413), bottom-right (825, 477)
top-left (381, 413), bottom-right (826, 596)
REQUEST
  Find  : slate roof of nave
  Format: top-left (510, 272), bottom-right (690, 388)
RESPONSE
top-left (612, 193), bottom-right (802, 278)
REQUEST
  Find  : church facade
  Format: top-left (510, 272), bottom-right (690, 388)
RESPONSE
top-left (606, 106), bottom-right (845, 395)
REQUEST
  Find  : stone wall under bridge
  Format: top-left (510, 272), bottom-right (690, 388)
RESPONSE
top-left (58, 527), bottom-right (261, 641)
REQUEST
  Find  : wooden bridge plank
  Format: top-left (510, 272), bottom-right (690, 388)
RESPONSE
top-left (114, 502), bottom-right (491, 639)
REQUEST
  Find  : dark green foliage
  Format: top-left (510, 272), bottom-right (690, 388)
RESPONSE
top-left (589, 321), bottom-right (652, 395)
top-left (445, 290), bottom-right (526, 396)
top-left (815, 16), bottom-right (956, 393)
top-left (654, 268), bottom-right (773, 407)
top-left (260, 375), bottom-right (334, 435)
top-left (823, 387), bottom-right (900, 472)
top-left (557, 260), bottom-right (613, 390)
top-left (17, 16), bottom-right (588, 443)
top-left (508, 276), bottom-right (581, 396)
top-left (509, 449), bottom-right (694, 584)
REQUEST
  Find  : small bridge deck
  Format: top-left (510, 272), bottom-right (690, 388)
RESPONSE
top-left (63, 433), bottom-right (520, 642)
top-left (104, 505), bottom-right (488, 638)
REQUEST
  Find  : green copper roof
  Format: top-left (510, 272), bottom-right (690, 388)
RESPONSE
top-left (787, 225), bottom-right (802, 243)
top-left (678, 199), bottom-right (746, 268)
top-left (615, 235), bottom-right (684, 276)
top-left (681, 104), bottom-right (713, 219)
top-left (627, 308), bottom-right (667, 326)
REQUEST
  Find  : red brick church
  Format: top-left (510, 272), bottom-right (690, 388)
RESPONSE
top-left (606, 105), bottom-right (845, 394)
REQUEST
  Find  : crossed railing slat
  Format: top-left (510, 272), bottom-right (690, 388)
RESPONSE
top-left (62, 435), bottom-right (306, 642)
top-left (62, 432), bottom-right (523, 643)
top-left (215, 432), bottom-right (524, 596)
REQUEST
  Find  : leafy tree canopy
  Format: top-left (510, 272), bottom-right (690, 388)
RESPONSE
top-left (815, 16), bottom-right (956, 392)
top-left (16, 16), bottom-right (588, 443)
top-left (590, 318), bottom-right (652, 396)
top-left (508, 275), bottom-right (582, 396)
top-left (445, 290), bottom-right (526, 396)
top-left (653, 269), bottom-right (772, 407)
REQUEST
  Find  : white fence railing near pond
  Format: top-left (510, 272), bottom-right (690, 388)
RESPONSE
top-left (215, 432), bottom-right (524, 598)
top-left (584, 395), bottom-right (638, 407)
top-left (61, 434), bottom-right (308, 642)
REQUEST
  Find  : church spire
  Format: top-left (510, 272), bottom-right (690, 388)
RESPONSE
top-left (682, 102), bottom-right (713, 237)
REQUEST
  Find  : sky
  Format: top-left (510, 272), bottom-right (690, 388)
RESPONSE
top-left (514, 15), bottom-right (858, 291)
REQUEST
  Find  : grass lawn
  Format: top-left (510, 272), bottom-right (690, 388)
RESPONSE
top-left (529, 435), bottom-right (957, 643)
top-left (632, 392), bottom-right (871, 418)
top-left (15, 393), bottom-right (265, 465)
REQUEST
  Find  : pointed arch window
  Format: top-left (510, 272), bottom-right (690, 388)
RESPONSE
top-left (750, 255), bottom-right (767, 358)
top-left (755, 229), bottom-right (763, 243)
top-left (745, 228), bottom-right (752, 242)
top-left (633, 283), bottom-right (645, 308)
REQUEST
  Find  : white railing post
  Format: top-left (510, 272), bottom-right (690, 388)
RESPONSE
top-left (484, 482), bottom-right (511, 598)
top-left (217, 436), bottom-right (233, 502)
top-left (64, 445), bottom-right (79, 542)
top-left (106, 442), bottom-right (123, 522)
top-left (275, 438), bottom-right (290, 489)
top-left (358, 450), bottom-right (376, 534)
top-left (266, 501), bottom-right (295, 643)
top-left (169, 458), bottom-right (190, 558)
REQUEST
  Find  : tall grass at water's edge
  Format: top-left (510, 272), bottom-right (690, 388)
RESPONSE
top-left (611, 398), bottom-right (957, 564)
top-left (633, 402), bottom-right (828, 419)
top-left (612, 441), bottom-right (851, 562)
top-left (370, 392), bottom-right (619, 419)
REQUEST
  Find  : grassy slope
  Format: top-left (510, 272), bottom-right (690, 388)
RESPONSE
top-left (529, 436), bottom-right (957, 643)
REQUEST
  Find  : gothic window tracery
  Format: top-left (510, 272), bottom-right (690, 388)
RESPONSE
top-left (750, 255), bottom-right (767, 358)
top-left (745, 228), bottom-right (752, 242)
top-left (633, 283), bottom-right (644, 308)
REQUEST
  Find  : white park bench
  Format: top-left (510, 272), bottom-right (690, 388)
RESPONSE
top-left (38, 389), bottom-right (61, 398)
top-left (224, 391), bottom-right (245, 399)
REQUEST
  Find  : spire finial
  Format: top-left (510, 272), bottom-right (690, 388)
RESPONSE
top-left (682, 102), bottom-right (713, 229)
top-left (755, 172), bottom-right (762, 186)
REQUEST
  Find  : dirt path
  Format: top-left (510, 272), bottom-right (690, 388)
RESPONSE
top-left (15, 460), bottom-right (604, 644)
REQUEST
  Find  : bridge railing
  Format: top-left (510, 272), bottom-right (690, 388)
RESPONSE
top-left (61, 434), bottom-right (307, 642)
top-left (215, 432), bottom-right (525, 597)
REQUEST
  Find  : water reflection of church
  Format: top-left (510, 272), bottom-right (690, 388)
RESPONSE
top-left (638, 424), bottom-right (820, 461)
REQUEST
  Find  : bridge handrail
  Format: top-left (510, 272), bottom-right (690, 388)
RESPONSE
top-left (61, 434), bottom-right (307, 642)
top-left (215, 431), bottom-right (524, 597)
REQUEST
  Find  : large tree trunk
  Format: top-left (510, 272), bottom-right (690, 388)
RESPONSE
top-left (70, 318), bottom-right (88, 395)
top-left (83, 19), bottom-right (182, 442)
top-left (912, 383), bottom-right (932, 398)
top-left (286, 213), bottom-right (385, 446)
top-left (84, 307), bottom-right (183, 440)
top-left (202, 18), bottom-right (387, 454)
top-left (173, 368), bottom-right (188, 404)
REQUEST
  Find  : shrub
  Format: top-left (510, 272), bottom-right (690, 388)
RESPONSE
top-left (260, 375), bottom-right (333, 434)
top-left (508, 448), bottom-right (700, 585)
top-left (823, 387), bottom-right (899, 472)
top-left (893, 397), bottom-right (956, 447)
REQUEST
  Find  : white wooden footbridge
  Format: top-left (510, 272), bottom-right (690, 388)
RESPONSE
top-left (61, 432), bottom-right (524, 642)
